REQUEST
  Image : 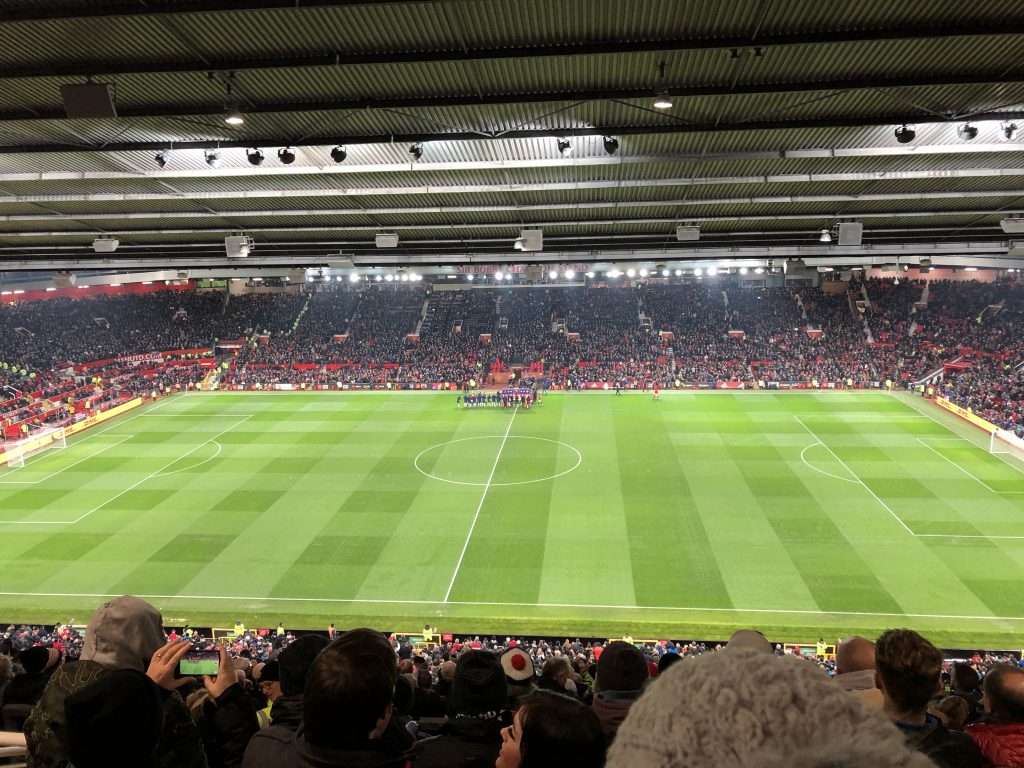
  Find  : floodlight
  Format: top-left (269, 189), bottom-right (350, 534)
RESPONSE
top-left (278, 147), bottom-right (296, 164)
top-left (549, 270), bottom-right (558, 280)
top-left (385, 274), bottom-right (394, 282)
top-left (674, 269), bottom-right (682, 276)
top-left (894, 124), bottom-right (916, 144)
top-left (653, 90), bottom-right (673, 109)
top-left (957, 123), bottom-right (979, 141)
top-left (639, 268), bottom-right (648, 277)
top-left (330, 145), bottom-right (348, 163)
top-left (626, 268), bottom-right (636, 278)
top-left (349, 273), bottom-right (360, 283)
top-left (495, 271), bottom-right (504, 281)
top-left (92, 237), bottom-right (119, 253)
top-left (739, 267), bottom-right (748, 275)
top-left (204, 149), bottom-right (221, 167)
top-left (694, 267), bottom-right (703, 276)
top-left (557, 138), bottom-right (572, 157)
top-left (1003, 122), bottom-right (1019, 141)
top-left (819, 229), bottom-right (832, 243)
top-left (246, 148), bottom-right (264, 166)
top-left (154, 150), bottom-right (169, 168)
top-left (466, 274), bottom-right (474, 281)
top-left (409, 143), bottom-right (423, 160)
top-left (224, 109), bottom-right (244, 125)
top-left (602, 136), bottom-right (619, 155)
top-left (565, 270), bottom-right (575, 279)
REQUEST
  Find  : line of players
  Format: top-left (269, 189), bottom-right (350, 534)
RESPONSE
top-left (457, 391), bottom-right (535, 409)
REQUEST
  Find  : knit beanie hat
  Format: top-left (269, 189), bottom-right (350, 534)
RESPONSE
top-left (19, 646), bottom-right (49, 675)
top-left (64, 669), bottom-right (164, 768)
top-left (607, 648), bottom-right (936, 768)
top-left (500, 646), bottom-right (534, 685)
top-left (448, 650), bottom-right (508, 717)
top-left (278, 634), bottom-right (329, 696)
top-left (595, 641), bottom-right (648, 693)
top-left (79, 596), bottom-right (165, 672)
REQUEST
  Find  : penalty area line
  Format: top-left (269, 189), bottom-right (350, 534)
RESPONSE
top-left (1, 590), bottom-right (1023, 623)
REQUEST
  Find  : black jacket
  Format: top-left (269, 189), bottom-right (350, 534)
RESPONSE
top-left (413, 716), bottom-right (504, 768)
top-left (242, 695), bottom-right (303, 768)
top-left (897, 715), bottom-right (988, 768)
top-left (240, 728), bottom-right (411, 768)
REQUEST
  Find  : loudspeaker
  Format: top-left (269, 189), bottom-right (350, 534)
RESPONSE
top-left (60, 83), bottom-right (117, 118)
top-left (53, 272), bottom-right (76, 289)
top-left (837, 222), bottom-right (863, 246)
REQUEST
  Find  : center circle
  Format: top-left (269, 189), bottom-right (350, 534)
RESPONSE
top-left (414, 435), bottom-right (583, 486)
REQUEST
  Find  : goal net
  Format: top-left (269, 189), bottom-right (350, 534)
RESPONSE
top-left (1, 427), bottom-right (67, 469)
top-left (990, 428), bottom-right (1024, 466)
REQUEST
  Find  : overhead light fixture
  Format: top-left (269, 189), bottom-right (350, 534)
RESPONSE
top-left (222, 72), bottom-right (243, 125)
top-left (505, 273), bottom-right (512, 280)
top-left (330, 145), bottom-right (348, 163)
top-left (894, 124), bottom-right (916, 144)
top-left (375, 233), bottom-right (399, 248)
top-left (246, 148), bottom-right (264, 166)
top-left (557, 138), bottom-right (572, 157)
top-left (495, 271), bottom-right (504, 281)
top-left (1002, 122), bottom-right (1019, 141)
top-left (607, 269), bottom-right (621, 278)
top-left (585, 271), bottom-right (594, 278)
top-left (694, 267), bottom-right (703, 276)
top-left (204, 148), bottom-right (221, 167)
top-left (224, 109), bottom-right (244, 126)
top-left (706, 267), bottom-right (717, 276)
top-left (662, 269), bottom-right (670, 277)
top-left (1000, 217), bottom-right (1024, 234)
top-left (278, 147), bottom-right (296, 164)
top-left (409, 143), bottom-right (423, 161)
top-left (674, 269), bottom-right (682, 276)
top-left (739, 267), bottom-right (749, 275)
top-left (92, 237), bottom-right (119, 253)
top-left (565, 269), bottom-right (575, 279)
top-left (639, 268), bottom-right (648, 277)
top-left (819, 229), bottom-right (832, 243)
top-left (755, 267), bottom-right (764, 274)
top-left (676, 225), bottom-right (700, 241)
top-left (603, 136), bottom-right (619, 155)
top-left (349, 273), bottom-right (360, 283)
top-left (548, 270), bottom-right (559, 280)
top-left (957, 123), bottom-right (979, 141)
top-left (653, 61), bottom-right (672, 109)
top-left (154, 150), bottom-right (169, 168)
top-left (466, 274), bottom-right (474, 281)
top-left (385, 274), bottom-right (394, 282)
top-left (626, 268), bottom-right (636, 278)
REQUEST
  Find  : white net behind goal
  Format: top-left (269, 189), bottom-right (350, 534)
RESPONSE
top-left (990, 428), bottom-right (1024, 466)
top-left (1, 427), bottom-right (67, 469)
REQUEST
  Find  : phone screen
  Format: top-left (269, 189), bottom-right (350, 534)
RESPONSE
top-left (179, 649), bottom-right (219, 677)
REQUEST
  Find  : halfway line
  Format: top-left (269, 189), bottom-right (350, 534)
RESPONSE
top-left (443, 406), bottom-right (518, 602)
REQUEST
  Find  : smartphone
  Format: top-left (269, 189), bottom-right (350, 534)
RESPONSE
top-left (178, 649), bottom-right (219, 677)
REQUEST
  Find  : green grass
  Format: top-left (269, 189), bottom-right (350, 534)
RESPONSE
top-left (1, 390), bottom-right (1023, 648)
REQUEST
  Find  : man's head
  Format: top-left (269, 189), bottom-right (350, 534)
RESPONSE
top-left (982, 664), bottom-right (1024, 723)
top-left (595, 641), bottom-right (648, 694)
top-left (836, 636), bottom-right (876, 675)
top-left (278, 634), bottom-right (329, 697)
top-left (952, 662), bottom-right (981, 693)
top-left (874, 629), bottom-right (943, 717)
top-left (448, 649), bottom-right (507, 717)
top-left (303, 628), bottom-right (397, 749)
top-left (541, 656), bottom-right (572, 687)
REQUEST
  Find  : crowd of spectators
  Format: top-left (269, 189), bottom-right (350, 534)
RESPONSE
top-left (2, 278), bottom-right (1023, 432)
top-left (6, 599), bottom-right (1024, 766)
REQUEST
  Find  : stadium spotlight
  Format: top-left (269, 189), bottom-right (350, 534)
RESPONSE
top-left (739, 266), bottom-right (749, 275)
top-left (626, 268), bottom-right (636, 278)
top-left (204, 148), bottom-right (221, 167)
top-left (639, 268), bottom-right (648, 277)
top-left (755, 267), bottom-right (764, 274)
top-left (894, 124), bottom-right (916, 144)
top-left (706, 267), bottom-right (717, 276)
top-left (585, 271), bottom-right (594, 278)
top-left (1003, 122), bottom-right (1019, 141)
top-left (602, 136), bottom-right (619, 155)
top-left (607, 269), bottom-right (621, 278)
top-left (278, 147), bottom-right (296, 164)
top-left (374, 275), bottom-right (382, 282)
top-left (349, 273), bottom-right (360, 283)
top-left (557, 137), bottom-right (572, 157)
top-left (505, 273), bottom-right (513, 280)
top-left (409, 143), bottom-right (423, 161)
top-left (565, 269), bottom-right (576, 279)
top-left (819, 228), bottom-right (832, 243)
top-left (385, 274), bottom-right (394, 282)
top-left (330, 145), bottom-right (348, 163)
top-left (653, 61), bottom-right (672, 109)
top-left (548, 270), bottom-right (559, 280)
top-left (154, 150), bottom-right (169, 168)
top-left (674, 269), bottom-right (682, 276)
top-left (224, 109), bottom-right (244, 126)
top-left (466, 274), bottom-right (474, 281)
top-left (957, 123), bottom-right (979, 141)
top-left (246, 148), bottom-right (265, 166)
top-left (495, 271), bottom-right (504, 281)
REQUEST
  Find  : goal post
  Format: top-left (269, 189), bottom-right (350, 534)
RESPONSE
top-left (1, 427), bottom-right (67, 469)
top-left (990, 428), bottom-right (1024, 465)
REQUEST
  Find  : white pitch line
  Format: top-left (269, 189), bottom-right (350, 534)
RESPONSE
top-left (915, 437), bottom-right (1024, 495)
top-left (799, 443), bottom-right (860, 485)
top-left (0, 415), bottom-right (252, 526)
top-left (1, 589), bottom-right (1023, 623)
top-left (897, 394), bottom-right (1024, 478)
top-left (443, 405), bottom-right (518, 603)
top-left (793, 415), bottom-right (916, 536)
top-left (0, 435), bottom-right (133, 485)
top-left (153, 441), bottom-right (222, 478)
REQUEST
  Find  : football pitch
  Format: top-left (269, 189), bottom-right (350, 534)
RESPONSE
top-left (1, 390), bottom-right (1023, 648)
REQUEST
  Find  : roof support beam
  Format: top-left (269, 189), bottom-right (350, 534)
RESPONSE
top-left (3, 24), bottom-right (1022, 80)
top-left (1, 75), bottom-right (1022, 124)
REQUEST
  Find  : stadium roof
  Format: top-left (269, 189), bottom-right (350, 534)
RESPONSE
top-left (1, 0), bottom-right (1023, 270)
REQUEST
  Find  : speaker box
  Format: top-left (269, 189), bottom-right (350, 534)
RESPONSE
top-left (60, 83), bottom-right (117, 118)
top-left (837, 222), bottom-right (863, 246)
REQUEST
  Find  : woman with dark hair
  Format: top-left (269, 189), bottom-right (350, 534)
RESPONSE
top-left (496, 690), bottom-right (605, 768)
